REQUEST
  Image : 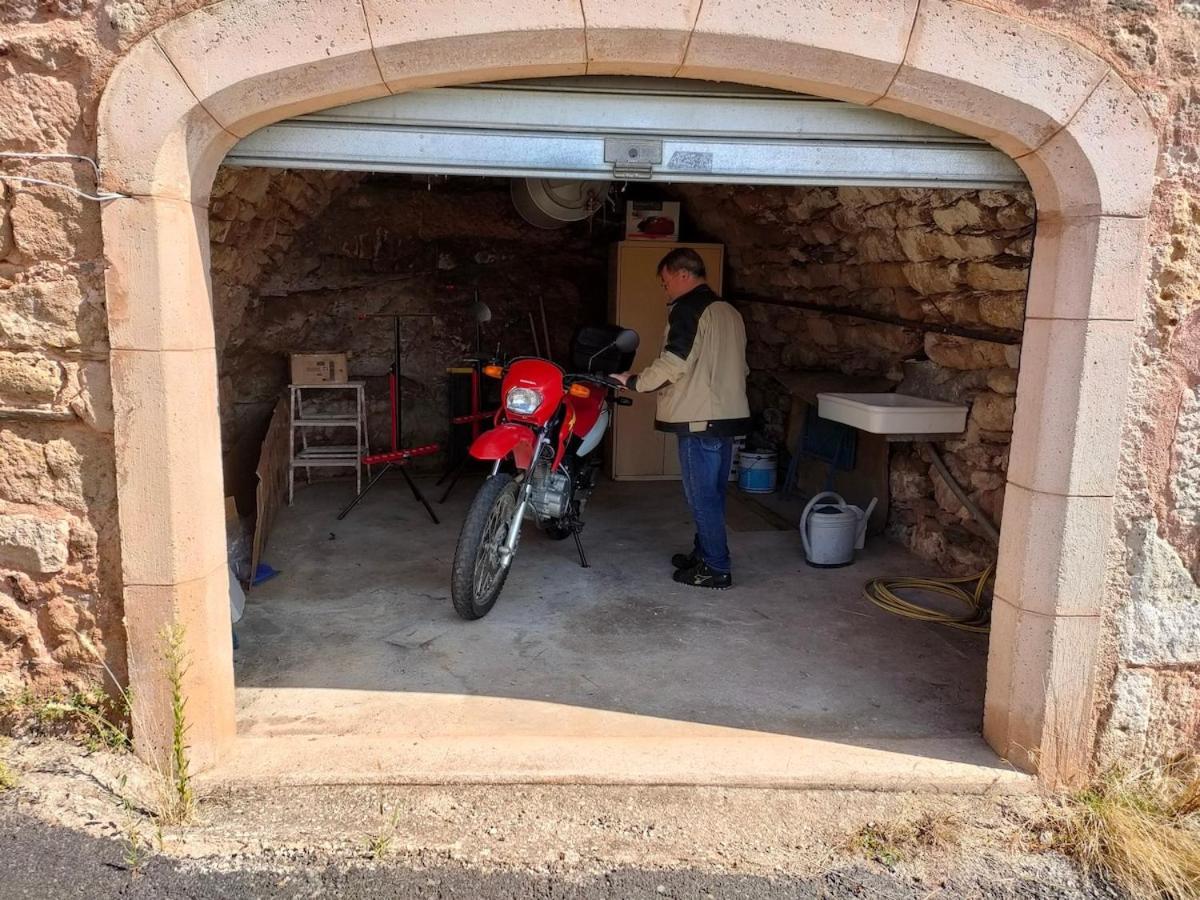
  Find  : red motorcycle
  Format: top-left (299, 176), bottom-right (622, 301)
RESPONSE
top-left (450, 326), bottom-right (639, 620)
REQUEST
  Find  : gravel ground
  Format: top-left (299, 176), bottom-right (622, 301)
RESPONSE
top-left (0, 806), bottom-right (1120, 899)
top-left (0, 738), bottom-right (1121, 899)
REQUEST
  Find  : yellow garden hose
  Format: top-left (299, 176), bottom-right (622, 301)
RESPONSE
top-left (859, 441), bottom-right (999, 633)
top-left (863, 564), bottom-right (995, 634)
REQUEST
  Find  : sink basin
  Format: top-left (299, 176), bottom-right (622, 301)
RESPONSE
top-left (817, 392), bottom-right (968, 435)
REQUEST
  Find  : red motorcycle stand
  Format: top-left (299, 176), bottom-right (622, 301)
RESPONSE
top-left (436, 358), bottom-right (498, 504)
top-left (336, 313), bottom-right (441, 524)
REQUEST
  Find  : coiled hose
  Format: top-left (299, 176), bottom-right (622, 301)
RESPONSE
top-left (863, 442), bottom-right (998, 634)
top-left (863, 564), bottom-right (995, 633)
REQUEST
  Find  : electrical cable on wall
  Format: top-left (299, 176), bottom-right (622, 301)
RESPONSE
top-left (0, 176), bottom-right (127, 202)
top-left (0, 151), bottom-right (128, 202)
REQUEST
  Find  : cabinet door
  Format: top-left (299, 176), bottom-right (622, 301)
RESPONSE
top-left (611, 243), bottom-right (724, 479)
top-left (611, 245), bottom-right (669, 477)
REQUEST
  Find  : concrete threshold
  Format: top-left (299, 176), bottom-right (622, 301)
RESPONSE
top-left (207, 694), bottom-right (1032, 795)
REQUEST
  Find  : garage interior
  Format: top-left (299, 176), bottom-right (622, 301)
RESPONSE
top-left (210, 78), bottom-right (1034, 782)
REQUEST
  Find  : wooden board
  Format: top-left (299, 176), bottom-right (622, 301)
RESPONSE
top-left (249, 397), bottom-right (289, 591)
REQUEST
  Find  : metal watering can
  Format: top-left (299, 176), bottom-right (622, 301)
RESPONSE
top-left (799, 491), bottom-right (878, 568)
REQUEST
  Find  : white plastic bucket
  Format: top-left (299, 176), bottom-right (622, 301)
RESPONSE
top-left (737, 450), bottom-right (777, 493)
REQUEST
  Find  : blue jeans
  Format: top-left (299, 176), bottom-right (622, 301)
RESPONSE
top-left (677, 434), bottom-right (734, 574)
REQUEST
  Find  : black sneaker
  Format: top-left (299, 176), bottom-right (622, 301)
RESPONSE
top-left (671, 550), bottom-right (700, 570)
top-left (672, 561), bottom-right (732, 590)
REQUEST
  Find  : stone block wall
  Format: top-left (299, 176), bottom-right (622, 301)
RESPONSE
top-left (671, 184), bottom-right (1033, 574)
top-left (0, 148), bottom-right (123, 699)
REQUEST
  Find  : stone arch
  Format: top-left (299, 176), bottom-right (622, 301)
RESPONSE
top-left (96, 0), bottom-right (1158, 783)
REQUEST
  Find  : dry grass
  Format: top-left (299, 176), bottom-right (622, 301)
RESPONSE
top-left (848, 811), bottom-right (960, 867)
top-left (1, 684), bottom-right (128, 752)
top-left (0, 740), bottom-right (17, 792)
top-left (1040, 757), bottom-right (1200, 900)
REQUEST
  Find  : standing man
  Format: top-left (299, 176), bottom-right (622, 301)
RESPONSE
top-left (613, 248), bottom-right (750, 590)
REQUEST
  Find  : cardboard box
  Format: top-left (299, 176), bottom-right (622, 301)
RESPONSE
top-left (624, 200), bottom-right (681, 240)
top-left (290, 352), bottom-right (348, 384)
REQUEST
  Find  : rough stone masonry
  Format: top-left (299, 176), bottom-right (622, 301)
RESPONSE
top-left (673, 182), bottom-right (1033, 577)
top-left (0, 1), bottom-right (1197, 770)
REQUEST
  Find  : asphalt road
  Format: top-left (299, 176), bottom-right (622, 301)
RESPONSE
top-left (0, 807), bottom-right (1118, 899)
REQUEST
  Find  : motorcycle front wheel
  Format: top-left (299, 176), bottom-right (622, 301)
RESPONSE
top-left (451, 473), bottom-right (521, 620)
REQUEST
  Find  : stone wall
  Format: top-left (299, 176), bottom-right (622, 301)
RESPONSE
top-left (672, 184), bottom-right (1032, 575)
top-left (0, 60), bottom-right (124, 696)
top-left (0, 0), bottom-right (1197, 768)
top-left (212, 172), bottom-right (613, 497)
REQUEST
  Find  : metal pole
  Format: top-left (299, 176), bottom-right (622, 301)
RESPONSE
top-left (539, 298), bottom-right (552, 363)
top-left (393, 314), bottom-right (402, 452)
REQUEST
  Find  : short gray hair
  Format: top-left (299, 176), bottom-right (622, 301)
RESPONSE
top-left (656, 247), bottom-right (706, 279)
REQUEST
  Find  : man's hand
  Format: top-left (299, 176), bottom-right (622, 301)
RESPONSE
top-left (611, 372), bottom-right (632, 387)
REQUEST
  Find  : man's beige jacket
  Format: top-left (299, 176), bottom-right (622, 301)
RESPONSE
top-left (628, 283), bottom-right (751, 436)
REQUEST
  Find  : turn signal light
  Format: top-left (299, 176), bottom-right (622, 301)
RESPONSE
top-left (568, 383), bottom-right (591, 398)
top-left (483, 365), bottom-right (503, 379)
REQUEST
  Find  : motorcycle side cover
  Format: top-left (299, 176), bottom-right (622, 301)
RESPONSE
top-left (468, 423), bottom-right (536, 469)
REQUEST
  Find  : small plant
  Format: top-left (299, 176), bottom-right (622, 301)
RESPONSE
top-left (115, 774), bottom-right (152, 877)
top-left (72, 626), bottom-right (195, 826)
top-left (157, 623), bottom-right (194, 826)
top-left (849, 822), bottom-right (906, 868)
top-left (122, 817), bottom-right (148, 875)
top-left (848, 811), bottom-right (959, 869)
top-left (365, 830), bottom-right (394, 859)
top-left (1037, 756), bottom-right (1200, 900)
top-left (363, 798), bottom-right (403, 860)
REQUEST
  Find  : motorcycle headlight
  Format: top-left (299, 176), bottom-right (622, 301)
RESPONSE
top-left (505, 386), bottom-right (544, 416)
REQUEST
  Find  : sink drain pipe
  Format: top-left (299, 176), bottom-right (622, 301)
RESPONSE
top-left (924, 442), bottom-right (1000, 546)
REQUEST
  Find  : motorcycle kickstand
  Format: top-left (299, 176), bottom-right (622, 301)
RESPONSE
top-left (571, 523), bottom-right (590, 569)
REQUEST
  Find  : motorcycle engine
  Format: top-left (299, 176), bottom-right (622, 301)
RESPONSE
top-left (528, 460), bottom-right (573, 521)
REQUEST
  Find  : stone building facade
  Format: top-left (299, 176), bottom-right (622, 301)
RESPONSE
top-left (0, 1), bottom-right (1196, 782)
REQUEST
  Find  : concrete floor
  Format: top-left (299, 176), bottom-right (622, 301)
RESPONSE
top-left (226, 474), bottom-right (1024, 790)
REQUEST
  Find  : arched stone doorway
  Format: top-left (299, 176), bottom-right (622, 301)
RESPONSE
top-left (95, 0), bottom-right (1157, 784)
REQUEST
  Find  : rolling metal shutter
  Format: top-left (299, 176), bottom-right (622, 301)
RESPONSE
top-left (224, 76), bottom-right (1025, 189)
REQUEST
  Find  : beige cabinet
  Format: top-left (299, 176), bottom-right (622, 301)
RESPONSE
top-left (607, 241), bottom-right (724, 480)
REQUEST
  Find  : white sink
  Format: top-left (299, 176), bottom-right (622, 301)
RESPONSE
top-left (817, 392), bottom-right (968, 435)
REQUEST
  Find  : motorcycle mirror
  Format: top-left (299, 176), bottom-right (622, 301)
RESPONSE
top-left (613, 329), bottom-right (639, 354)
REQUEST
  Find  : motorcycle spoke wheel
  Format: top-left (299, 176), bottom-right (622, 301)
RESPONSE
top-left (450, 473), bottom-right (520, 620)
top-left (473, 488), bottom-right (514, 598)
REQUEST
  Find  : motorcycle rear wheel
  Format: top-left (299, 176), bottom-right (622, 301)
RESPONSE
top-left (451, 473), bottom-right (520, 620)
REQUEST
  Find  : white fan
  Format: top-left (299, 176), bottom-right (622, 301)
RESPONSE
top-left (511, 178), bottom-right (611, 229)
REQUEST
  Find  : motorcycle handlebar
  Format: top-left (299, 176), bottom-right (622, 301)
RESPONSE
top-left (566, 373), bottom-right (626, 391)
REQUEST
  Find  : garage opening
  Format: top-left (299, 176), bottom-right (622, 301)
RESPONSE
top-left (213, 78), bottom-right (1032, 782)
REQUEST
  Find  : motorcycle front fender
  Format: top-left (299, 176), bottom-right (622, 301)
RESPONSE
top-left (469, 423), bottom-right (536, 470)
